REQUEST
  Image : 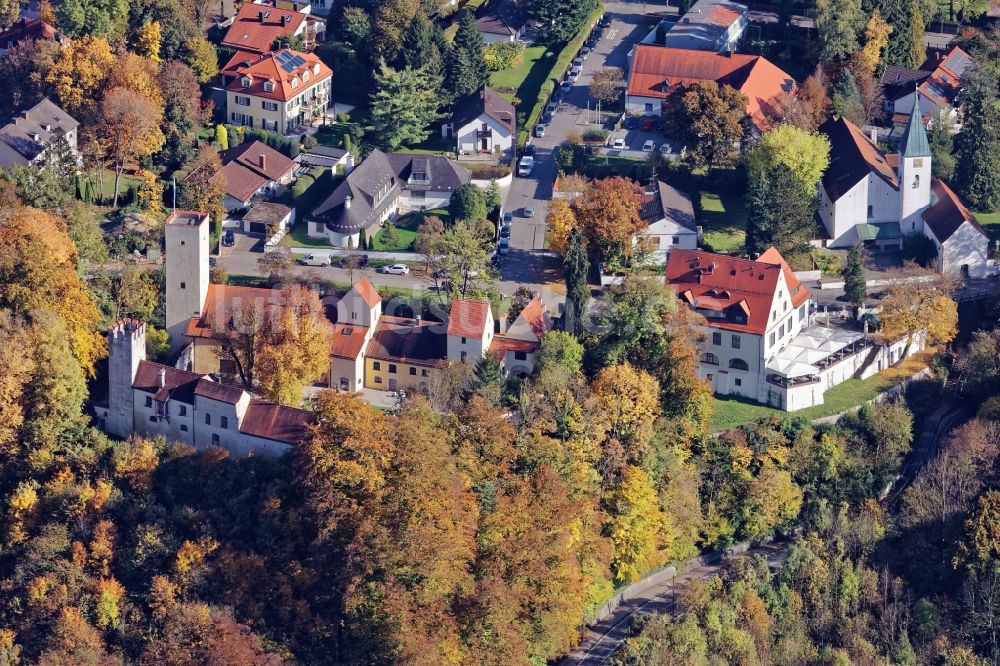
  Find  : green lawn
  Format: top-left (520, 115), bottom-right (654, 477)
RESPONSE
top-left (314, 123), bottom-right (351, 149)
top-left (288, 222), bottom-right (332, 248)
top-left (371, 209), bottom-right (448, 251)
top-left (975, 211), bottom-right (1000, 246)
top-left (698, 191), bottom-right (746, 253)
top-left (490, 45), bottom-right (553, 102)
top-left (709, 350), bottom-right (935, 432)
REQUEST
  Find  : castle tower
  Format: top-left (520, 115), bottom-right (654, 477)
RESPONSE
top-left (164, 211), bottom-right (210, 355)
top-left (107, 319), bottom-right (146, 439)
top-left (898, 93), bottom-right (933, 234)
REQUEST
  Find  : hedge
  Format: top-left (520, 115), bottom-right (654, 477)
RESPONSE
top-left (467, 163), bottom-right (512, 179)
top-left (518, 1), bottom-right (604, 146)
top-left (224, 124), bottom-right (301, 159)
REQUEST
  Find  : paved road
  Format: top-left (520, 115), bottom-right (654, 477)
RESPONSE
top-left (501, 0), bottom-right (653, 288)
top-left (561, 541), bottom-right (789, 666)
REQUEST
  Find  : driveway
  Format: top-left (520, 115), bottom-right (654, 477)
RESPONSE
top-left (500, 0), bottom-right (655, 290)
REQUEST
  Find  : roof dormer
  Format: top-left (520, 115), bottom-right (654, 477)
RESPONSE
top-left (241, 75), bottom-right (252, 88)
top-left (313, 63), bottom-right (321, 76)
top-left (263, 80), bottom-right (274, 92)
top-left (291, 77), bottom-right (299, 89)
top-left (302, 69), bottom-right (310, 82)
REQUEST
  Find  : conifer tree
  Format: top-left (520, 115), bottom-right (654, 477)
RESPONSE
top-left (445, 9), bottom-right (488, 100)
top-left (564, 227), bottom-right (590, 335)
top-left (843, 246), bottom-right (867, 309)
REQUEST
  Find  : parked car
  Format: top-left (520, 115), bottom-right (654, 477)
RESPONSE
top-left (569, 67), bottom-right (582, 82)
top-left (640, 117), bottom-right (655, 131)
top-left (500, 226), bottom-right (511, 239)
top-left (572, 57), bottom-right (584, 68)
top-left (660, 143), bottom-right (672, 155)
top-left (523, 143), bottom-right (536, 156)
top-left (546, 100), bottom-right (558, 113)
top-left (611, 137), bottom-right (626, 150)
top-left (535, 123), bottom-right (546, 137)
top-left (642, 139), bottom-right (656, 152)
top-left (359, 254), bottom-right (370, 267)
top-left (502, 212), bottom-right (513, 226)
top-left (222, 230), bottom-right (235, 247)
top-left (560, 80), bottom-right (572, 93)
top-left (498, 238), bottom-right (510, 254)
top-left (301, 253), bottom-right (331, 267)
top-left (624, 116), bottom-right (638, 130)
top-left (542, 111), bottom-right (553, 123)
top-left (523, 206), bottom-right (535, 218)
top-left (581, 47), bottom-right (591, 60)
top-left (382, 263), bottom-right (410, 275)
top-left (518, 155), bottom-right (534, 176)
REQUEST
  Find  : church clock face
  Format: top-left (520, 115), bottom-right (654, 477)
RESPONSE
top-left (913, 158), bottom-right (924, 167)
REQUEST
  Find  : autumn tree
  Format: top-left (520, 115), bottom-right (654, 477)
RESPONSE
top-left (858, 11), bottom-right (892, 77)
top-left (571, 176), bottom-right (645, 271)
top-left (589, 67), bottom-right (626, 104)
top-left (178, 146), bottom-right (226, 222)
top-left (45, 35), bottom-right (114, 119)
top-left (783, 67), bottom-right (831, 131)
top-left (880, 268), bottom-right (958, 348)
top-left (96, 88), bottom-right (165, 208)
top-left (0, 0), bottom-right (17, 27)
top-left (135, 20), bottom-right (163, 63)
top-left (545, 197), bottom-right (577, 255)
top-left (183, 36), bottom-right (218, 83)
top-left (0, 39), bottom-right (60, 116)
top-left (591, 363), bottom-right (661, 463)
top-left (662, 81), bottom-right (749, 167)
top-left (256, 287), bottom-right (333, 406)
top-left (158, 60), bottom-right (203, 168)
top-left (370, 0), bottom-right (419, 63)
top-left (604, 465), bottom-right (672, 584)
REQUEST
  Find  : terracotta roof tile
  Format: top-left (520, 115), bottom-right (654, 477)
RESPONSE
top-left (924, 178), bottom-right (987, 243)
top-left (329, 323), bottom-right (368, 358)
top-left (352, 277), bottom-right (381, 308)
top-left (193, 377), bottom-right (246, 404)
top-left (215, 140), bottom-right (295, 203)
top-left (506, 297), bottom-right (548, 341)
top-left (223, 49), bottom-right (331, 102)
top-left (627, 45), bottom-right (794, 128)
top-left (185, 284), bottom-right (283, 339)
top-left (819, 115), bottom-right (898, 201)
top-left (240, 400), bottom-right (311, 444)
top-left (448, 299), bottom-right (491, 338)
top-left (489, 336), bottom-right (539, 362)
top-left (133, 361), bottom-right (204, 404)
top-left (222, 3), bottom-right (307, 54)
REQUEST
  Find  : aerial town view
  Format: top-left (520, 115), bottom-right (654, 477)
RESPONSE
top-left (1, 0), bottom-right (1000, 661)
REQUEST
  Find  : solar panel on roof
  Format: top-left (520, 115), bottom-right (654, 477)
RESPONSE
top-left (947, 50), bottom-right (971, 76)
top-left (290, 55), bottom-right (306, 68)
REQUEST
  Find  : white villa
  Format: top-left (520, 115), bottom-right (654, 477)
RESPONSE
top-left (666, 248), bottom-right (922, 411)
top-left (818, 97), bottom-right (991, 278)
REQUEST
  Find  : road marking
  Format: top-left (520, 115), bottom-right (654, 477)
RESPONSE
top-left (605, 28), bottom-right (618, 39)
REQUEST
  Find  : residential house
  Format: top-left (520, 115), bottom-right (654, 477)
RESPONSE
top-left (299, 144), bottom-right (355, 173)
top-left (222, 0), bottom-right (324, 54)
top-left (639, 179), bottom-right (699, 264)
top-left (241, 201), bottom-right (294, 234)
top-left (222, 49), bottom-right (332, 134)
top-left (625, 45), bottom-right (795, 129)
top-left (817, 98), bottom-right (991, 277)
top-left (490, 296), bottom-right (551, 377)
top-left (476, 0), bottom-right (528, 44)
top-left (0, 98), bottom-right (78, 168)
top-left (666, 248), bottom-right (922, 411)
top-left (881, 46), bottom-right (971, 126)
top-left (99, 319), bottom-right (310, 456)
top-left (216, 139), bottom-right (296, 210)
top-left (0, 18), bottom-right (68, 53)
top-left (443, 86), bottom-right (517, 156)
top-left (308, 150), bottom-right (471, 247)
top-left (662, 0), bottom-right (748, 52)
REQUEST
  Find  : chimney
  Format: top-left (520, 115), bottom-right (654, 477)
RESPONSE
top-left (259, 10), bottom-right (266, 21)
top-left (415, 314), bottom-right (421, 325)
top-left (258, 153), bottom-right (266, 170)
top-left (158, 368), bottom-right (166, 388)
top-left (282, 14), bottom-right (291, 25)
top-left (497, 312), bottom-right (508, 334)
top-left (344, 195), bottom-right (351, 209)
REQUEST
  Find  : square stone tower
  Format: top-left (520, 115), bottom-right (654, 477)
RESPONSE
top-left (107, 319), bottom-right (146, 439)
top-left (165, 211), bottom-right (210, 355)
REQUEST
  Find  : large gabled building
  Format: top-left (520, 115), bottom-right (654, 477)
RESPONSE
top-left (221, 1), bottom-right (324, 54)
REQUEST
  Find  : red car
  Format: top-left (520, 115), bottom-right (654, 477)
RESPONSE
top-left (640, 117), bottom-right (655, 131)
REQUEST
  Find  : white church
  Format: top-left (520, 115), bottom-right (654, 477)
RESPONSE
top-left (817, 96), bottom-right (992, 278)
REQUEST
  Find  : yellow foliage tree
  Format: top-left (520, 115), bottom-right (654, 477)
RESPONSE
top-left (605, 465), bottom-right (673, 584)
top-left (545, 198), bottom-right (577, 255)
top-left (255, 286), bottom-right (334, 406)
top-left (45, 35), bottom-right (114, 119)
top-left (0, 311), bottom-right (35, 453)
top-left (95, 87), bottom-right (165, 208)
top-left (858, 11), bottom-right (892, 78)
top-left (880, 273), bottom-right (958, 347)
top-left (590, 363), bottom-right (662, 461)
top-left (106, 52), bottom-right (164, 110)
top-left (134, 21), bottom-right (162, 64)
top-left (183, 36), bottom-right (219, 84)
top-left (93, 577), bottom-right (126, 628)
top-left (111, 437), bottom-right (159, 492)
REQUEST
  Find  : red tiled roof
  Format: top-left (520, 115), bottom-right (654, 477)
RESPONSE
top-left (193, 377), bottom-right (246, 404)
top-left (819, 115), bottom-right (899, 201)
top-left (924, 178), bottom-right (987, 243)
top-left (706, 3), bottom-right (743, 26)
top-left (215, 140), bottom-right (295, 203)
top-left (186, 284), bottom-right (283, 339)
top-left (240, 400), bottom-right (311, 444)
top-left (352, 278), bottom-right (381, 308)
top-left (489, 336), bottom-right (539, 363)
top-left (366, 316), bottom-right (448, 367)
top-left (447, 299), bottom-right (491, 338)
top-left (222, 3), bottom-right (307, 54)
top-left (627, 45), bottom-right (795, 128)
top-left (756, 247), bottom-right (809, 308)
top-left (133, 361), bottom-right (204, 404)
top-left (329, 323), bottom-right (368, 358)
top-left (223, 48), bottom-right (331, 102)
top-left (666, 248), bottom-right (811, 335)
top-left (0, 18), bottom-right (64, 47)
top-left (507, 297), bottom-right (547, 341)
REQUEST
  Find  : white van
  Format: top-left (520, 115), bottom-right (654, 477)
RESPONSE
top-left (300, 253), bottom-right (331, 267)
top-left (518, 155), bottom-right (534, 176)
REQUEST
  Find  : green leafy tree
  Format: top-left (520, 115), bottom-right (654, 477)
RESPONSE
top-left (399, 13), bottom-right (442, 73)
top-left (448, 183), bottom-right (488, 223)
top-left (816, 0), bottom-right (863, 63)
top-left (159, 60), bottom-right (203, 169)
top-left (663, 81), bottom-right (749, 167)
top-left (215, 124), bottom-right (228, 151)
top-left (929, 110), bottom-right (956, 180)
top-left (55, 0), bottom-right (129, 39)
top-left (445, 9), bottom-right (488, 100)
top-left (875, 0), bottom-right (925, 66)
top-left (843, 245), bottom-right (867, 308)
top-left (0, 0), bottom-right (18, 28)
top-left (528, 0), bottom-right (597, 45)
top-left (342, 6), bottom-right (372, 49)
top-left (564, 227), bottom-right (590, 334)
top-left (485, 178), bottom-right (502, 213)
top-left (535, 330), bottom-right (584, 388)
top-left (955, 72), bottom-right (1000, 212)
top-left (368, 60), bottom-right (442, 150)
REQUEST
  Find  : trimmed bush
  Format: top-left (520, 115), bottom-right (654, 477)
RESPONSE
top-left (484, 41), bottom-right (525, 72)
top-left (467, 164), bottom-right (512, 179)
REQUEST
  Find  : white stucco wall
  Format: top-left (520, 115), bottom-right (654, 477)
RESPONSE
top-left (455, 114), bottom-right (514, 154)
top-left (625, 94), bottom-right (663, 117)
top-left (643, 218), bottom-right (698, 264)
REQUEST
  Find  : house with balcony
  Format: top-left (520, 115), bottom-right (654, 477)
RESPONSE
top-left (222, 1), bottom-right (324, 54)
top-left (222, 48), bottom-right (332, 134)
top-left (442, 86), bottom-right (516, 156)
top-left (881, 46), bottom-right (971, 126)
top-left (666, 248), bottom-right (923, 411)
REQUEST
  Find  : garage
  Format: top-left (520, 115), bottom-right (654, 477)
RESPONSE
top-left (241, 202), bottom-right (295, 236)
top-left (247, 221), bottom-right (269, 235)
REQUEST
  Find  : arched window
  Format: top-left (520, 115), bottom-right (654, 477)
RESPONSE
top-left (912, 174), bottom-right (920, 189)
top-left (700, 352), bottom-right (719, 365)
top-left (729, 358), bottom-right (749, 371)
